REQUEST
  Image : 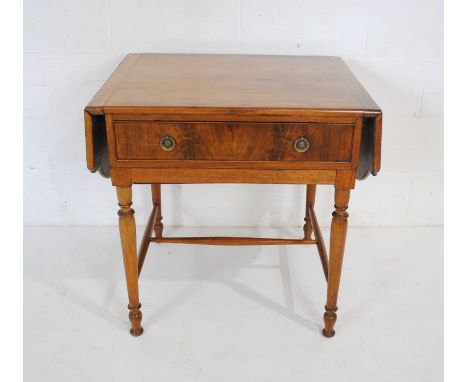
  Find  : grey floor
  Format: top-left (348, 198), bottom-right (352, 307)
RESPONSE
top-left (24, 226), bottom-right (443, 382)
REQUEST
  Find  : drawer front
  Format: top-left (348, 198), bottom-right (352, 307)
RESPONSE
top-left (113, 121), bottom-right (355, 162)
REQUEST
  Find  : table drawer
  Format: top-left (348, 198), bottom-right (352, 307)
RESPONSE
top-left (113, 121), bottom-right (355, 162)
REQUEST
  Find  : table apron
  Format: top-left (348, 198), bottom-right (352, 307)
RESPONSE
top-left (111, 167), bottom-right (337, 186)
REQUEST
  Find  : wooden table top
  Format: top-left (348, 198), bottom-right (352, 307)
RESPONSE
top-left (86, 53), bottom-right (380, 114)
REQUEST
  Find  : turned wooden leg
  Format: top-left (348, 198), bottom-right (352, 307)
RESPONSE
top-left (304, 185), bottom-right (329, 280)
top-left (137, 184), bottom-right (163, 276)
top-left (151, 184), bottom-right (163, 238)
top-left (303, 184), bottom-right (316, 240)
top-left (116, 186), bottom-right (144, 336)
top-left (322, 188), bottom-right (350, 338)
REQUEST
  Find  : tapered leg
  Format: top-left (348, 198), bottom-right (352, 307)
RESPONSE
top-left (322, 188), bottom-right (350, 338)
top-left (116, 186), bottom-right (143, 336)
top-left (304, 185), bottom-right (329, 280)
top-left (151, 184), bottom-right (163, 238)
top-left (137, 184), bottom-right (163, 275)
top-left (303, 184), bottom-right (316, 240)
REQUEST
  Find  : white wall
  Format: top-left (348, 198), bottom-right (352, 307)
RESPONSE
top-left (24, 0), bottom-right (443, 228)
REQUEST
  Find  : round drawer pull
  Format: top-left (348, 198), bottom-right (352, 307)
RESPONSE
top-left (160, 135), bottom-right (176, 151)
top-left (294, 137), bottom-right (309, 153)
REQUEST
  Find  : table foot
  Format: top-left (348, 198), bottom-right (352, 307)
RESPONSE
top-left (321, 328), bottom-right (335, 338)
top-left (128, 303), bottom-right (144, 336)
top-left (322, 305), bottom-right (338, 338)
top-left (130, 327), bottom-right (144, 337)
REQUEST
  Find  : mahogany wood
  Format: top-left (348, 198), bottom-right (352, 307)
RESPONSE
top-left (303, 185), bottom-right (316, 240)
top-left (104, 113), bottom-right (363, 172)
top-left (137, 203), bottom-right (158, 277)
top-left (322, 187), bottom-right (351, 338)
top-left (372, 113), bottom-right (383, 175)
top-left (116, 187), bottom-right (143, 336)
top-left (151, 184), bottom-right (163, 238)
top-left (86, 54), bottom-right (380, 112)
top-left (84, 53), bottom-right (382, 338)
top-left (310, 206), bottom-right (329, 281)
top-left (137, 185), bottom-right (163, 275)
top-left (115, 168), bottom-right (337, 186)
top-left (152, 237), bottom-right (316, 246)
top-left (113, 121), bottom-right (355, 162)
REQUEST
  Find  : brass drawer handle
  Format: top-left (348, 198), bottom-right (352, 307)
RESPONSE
top-left (294, 137), bottom-right (309, 153)
top-left (160, 135), bottom-right (176, 151)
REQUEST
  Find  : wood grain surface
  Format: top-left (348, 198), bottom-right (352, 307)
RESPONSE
top-left (113, 121), bottom-right (355, 162)
top-left (86, 53), bottom-right (381, 113)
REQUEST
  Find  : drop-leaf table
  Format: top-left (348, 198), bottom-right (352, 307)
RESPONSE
top-left (84, 53), bottom-right (382, 337)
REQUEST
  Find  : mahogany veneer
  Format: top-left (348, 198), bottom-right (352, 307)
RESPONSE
top-left (84, 53), bottom-right (382, 338)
